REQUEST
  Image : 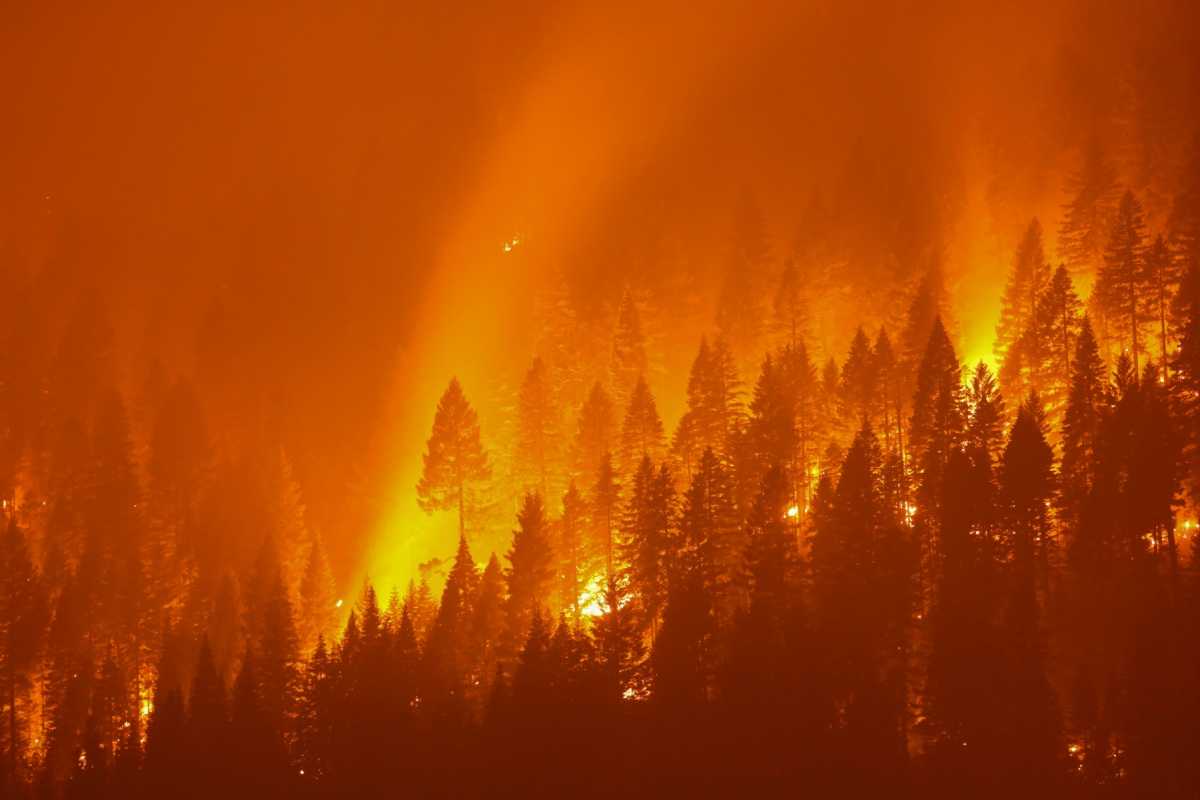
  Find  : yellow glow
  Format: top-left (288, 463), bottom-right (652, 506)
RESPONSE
top-left (335, 598), bottom-right (344, 609)
top-left (786, 504), bottom-right (799, 519)
top-left (578, 574), bottom-right (606, 617)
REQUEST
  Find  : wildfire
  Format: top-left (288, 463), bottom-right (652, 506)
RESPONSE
top-left (577, 574), bottom-right (606, 618)
top-left (786, 504), bottom-right (799, 519)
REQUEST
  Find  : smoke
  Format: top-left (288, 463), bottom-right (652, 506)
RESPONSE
top-left (2, 0), bottom-right (1198, 588)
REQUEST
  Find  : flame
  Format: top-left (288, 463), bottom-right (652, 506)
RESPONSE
top-left (577, 574), bottom-right (606, 618)
top-left (786, 504), bottom-right (799, 519)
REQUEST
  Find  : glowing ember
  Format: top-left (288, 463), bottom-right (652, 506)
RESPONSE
top-left (786, 504), bottom-right (799, 519)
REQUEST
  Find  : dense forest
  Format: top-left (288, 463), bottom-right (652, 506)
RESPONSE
top-left (1, 134), bottom-right (1199, 798)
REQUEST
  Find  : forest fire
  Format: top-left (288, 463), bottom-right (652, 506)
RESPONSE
top-left (2, 0), bottom-right (1200, 797)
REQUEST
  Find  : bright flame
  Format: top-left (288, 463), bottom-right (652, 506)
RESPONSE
top-left (335, 598), bottom-right (344, 609)
top-left (577, 574), bottom-right (606, 618)
top-left (786, 504), bottom-right (799, 519)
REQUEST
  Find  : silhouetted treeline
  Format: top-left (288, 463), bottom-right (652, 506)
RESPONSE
top-left (3, 147), bottom-right (1200, 799)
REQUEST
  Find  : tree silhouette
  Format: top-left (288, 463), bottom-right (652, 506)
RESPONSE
top-left (417, 377), bottom-right (491, 540)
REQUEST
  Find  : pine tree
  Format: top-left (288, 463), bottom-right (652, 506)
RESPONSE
top-left (679, 337), bottom-right (742, 460)
top-left (995, 403), bottom-right (1062, 785)
top-left (901, 259), bottom-right (949, 388)
top-left (468, 554), bottom-right (505, 698)
top-left (909, 318), bottom-right (966, 598)
top-left (621, 457), bottom-right (674, 640)
top-left (996, 218), bottom-right (1051, 391)
top-left (591, 456), bottom-right (620, 587)
top-left (504, 493), bottom-right (554, 657)
top-left (298, 535), bottom-right (336, 655)
top-left (618, 375), bottom-right (664, 476)
top-left (0, 518), bottom-right (46, 787)
top-left (716, 195), bottom-right (770, 363)
top-left (515, 356), bottom-right (560, 495)
top-left (840, 326), bottom-right (878, 427)
top-left (556, 482), bottom-right (589, 617)
top-left (1059, 136), bottom-right (1119, 274)
top-left (416, 377), bottom-right (491, 540)
top-left (1145, 234), bottom-right (1181, 373)
top-left (965, 362), bottom-right (1006, 466)
top-left (424, 535), bottom-right (479, 708)
top-left (610, 288), bottom-right (649, 412)
top-left (1096, 189), bottom-right (1151, 371)
top-left (810, 424), bottom-right (913, 768)
top-left (1060, 320), bottom-right (1107, 538)
top-left (925, 446), bottom-right (1002, 779)
top-left (999, 398), bottom-right (1056, 588)
top-left (295, 635), bottom-right (333, 783)
top-left (1032, 265), bottom-right (1083, 429)
top-left (185, 638), bottom-right (227, 790)
top-left (678, 448), bottom-right (740, 627)
top-left (772, 259), bottom-right (810, 350)
top-left (573, 382), bottom-right (616, 488)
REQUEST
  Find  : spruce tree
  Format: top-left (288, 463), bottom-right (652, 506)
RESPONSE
top-left (618, 375), bottom-right (665, 476)
top-left (610, 288), bottom-right (649, 412)
top-left (620, 457), bottom-right (674, 640)
top-left (1096, 189), bottom-right (1150, 371)
top-left (996, 218), bottom-right (1051, 393)
top-left (573, 382), bottom-right (616, 488)
top-left (1058, 136), bottom-right (1119, 275)
top-left (515, 356), bottom-right (560, 495)
top-left (504, 493), bottom-right (554, 657)
top-left (416, 377), bottom-right (491, 540)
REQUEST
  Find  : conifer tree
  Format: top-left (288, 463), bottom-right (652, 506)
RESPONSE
top-left (996, 218), bottom-right (1051, 392)
top-left (591, 455), bottom-right (620, 586)
top-left (515, 356), bottom-right (560, 495)
top-left (999, 398), bottom-right (1056, 586)
top-left (965, 362), bottom-right (1005, 466)
top-left (298, 535), bottom-right (336, 655)
top-left (1032, 265), bottom-right (1083, 427)
top-left (772, 259), bottom-right (811, 351)
top-left (1060, 319), bottom-right (1107, 538)
top-left (1145, 234), bottom-right (1181, 372)
top-left (504, 493), bottom-right (554, 656)
top-left (573, 382), bottom-right (616, 488)
top-left (678, 448), bottom-right (740, 627)
top-left (1096, 189), bottom-right (1150, 371)
top-left (0, 518), bottom-right (46, 787)
top-left (1059, 136), bottom-right (1120, 274)
top-left (556, 483), bottom-right (588, 618)
top-left (610, 288), bottom-right (649, 412)
top-left (416, 377), bottom-right (491, 540)
top-left (909, 318), bottom-right (966, 595)
top-left (469, 554), bottom-right (505, 697)
top-left (185, 638), bottom-right (227, 790)
top-left (424, 535), bottom-right (479, 706)
top-left (1168, 132), bottom-right (1200, 275)
top-left (621, 457), bottom-right (674, 640)
top-left (618, 375), bottom-right (665, 476)
top-left (716, 195), bottom-right (770, 363)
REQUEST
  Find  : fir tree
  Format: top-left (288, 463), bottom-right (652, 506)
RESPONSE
top-left (610, 288), bottom-right (649, 412)
top-left (996, 218), bottom-right (1051, 390)
top-left (1096, 189), bottom-right (1150, 371)
top-left (573, 382), bottom-right (616, 488)
top-left (515, 356), bottom-right (560, 496)
top-left (621, 457), bottom-right (674, 640)
top-left (618, 375), bottom-right (665, 476)
top-left (504, 493), bottom-right (554, 657)
top-left (298, 535), bottom-right (336, 655)
top-left (416, 377), bottom-right (491, 540)
top-left (1059, 136), bottom-right (1119, 274)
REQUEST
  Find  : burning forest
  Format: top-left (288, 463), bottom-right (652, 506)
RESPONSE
top-left (3, 0), bottom-right (1200, 797)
